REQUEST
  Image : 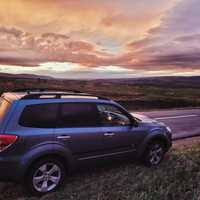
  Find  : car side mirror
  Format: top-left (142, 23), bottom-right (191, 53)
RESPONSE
top-left (130, 117), bottom-right (139, 127)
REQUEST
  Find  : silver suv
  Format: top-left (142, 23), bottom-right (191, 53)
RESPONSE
top-left (0, 89), bottom-right (172, 195)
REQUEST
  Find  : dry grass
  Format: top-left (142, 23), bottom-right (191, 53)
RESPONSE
top-left (1, 76), bottom-right (200, 110)
top-left (1, 142), bottom-right (200, 200)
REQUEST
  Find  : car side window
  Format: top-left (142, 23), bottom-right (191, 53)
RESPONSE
top-left (97, 104), bottom-right (131, 126)
top-left (57, 103), bottom-right (100, 128)
top-left (19, 103), bottom-right (58, 128)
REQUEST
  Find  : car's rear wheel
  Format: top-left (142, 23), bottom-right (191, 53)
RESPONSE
top-left (143, 141), bottom-right (165, 167)
top-left (25, 158), bottom-right (66, 195)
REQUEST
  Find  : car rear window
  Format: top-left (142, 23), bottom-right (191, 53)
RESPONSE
top-left (57, 103), bottom-right (99, 128)
top-left (0, 97), bottom-right (11, 121)
top-left (19, 103), bottom-right (58, 128)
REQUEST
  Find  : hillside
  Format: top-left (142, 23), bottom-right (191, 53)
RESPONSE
top-left (0, 73), bottom-right (200, 110)
top-left (96, 76), bottom-right (200, 88)
top-left (0, 73), bottom-right (53, 80)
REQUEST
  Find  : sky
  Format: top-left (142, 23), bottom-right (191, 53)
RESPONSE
top-left (0, 0), bottom-right (200, 79)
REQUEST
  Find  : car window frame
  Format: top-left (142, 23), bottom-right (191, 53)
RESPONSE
top-left (96, 102), bottom-right (133, 127)
top-left (18, 103), bottom-right (59, 128)
top-left (56, 102), bottom-right (102, 128)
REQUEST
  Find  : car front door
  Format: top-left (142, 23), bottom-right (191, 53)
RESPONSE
top-left (54, 102), bottom-right (104, 158)
top-left (97, 103), bottom-right (145, 154)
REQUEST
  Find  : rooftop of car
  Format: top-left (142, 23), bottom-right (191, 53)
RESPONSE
top-left (1, 89), bottom-right (111, 103)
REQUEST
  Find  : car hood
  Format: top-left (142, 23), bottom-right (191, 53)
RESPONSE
top-left (131, 113), bottom-right (157, 123)
top-left (130, 113), bottom-right (167, 128)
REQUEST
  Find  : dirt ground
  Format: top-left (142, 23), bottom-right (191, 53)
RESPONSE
top-left (172, 136), bottom-right (200, 149)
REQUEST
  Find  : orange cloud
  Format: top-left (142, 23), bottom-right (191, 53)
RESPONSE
top-left (0, 0), bottom-right (176, 44)
top-left (2, 0), bottom-right (200, 77)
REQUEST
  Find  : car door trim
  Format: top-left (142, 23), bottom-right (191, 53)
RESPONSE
top-left (78, 149), bottom-right (135, 161)
top-left (104, 132), bottom-right (115, 136)
top-left (57, 135), bottom-right (71, 139)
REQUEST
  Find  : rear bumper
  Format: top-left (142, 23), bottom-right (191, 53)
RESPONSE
top-left (0, 157), bottom-right (25, 182)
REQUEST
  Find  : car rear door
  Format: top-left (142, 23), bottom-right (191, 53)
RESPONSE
top-left (6, 102), bottom-right (58, 152)
top-left (54, 102), bottom-right (104, 158)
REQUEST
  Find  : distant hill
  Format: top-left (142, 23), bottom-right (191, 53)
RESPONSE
top-left (0, 73), bottom-right (200, 110)
top-left (94, 76), bottom-right (200, 88)
top-left (0, 72), bottom-right (53, 80)
top-left (1, 73), bottom-right (200, 87)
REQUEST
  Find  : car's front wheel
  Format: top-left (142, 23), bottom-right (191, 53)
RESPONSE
top-left (143, 141), bottom-right (165, 167)
top-left (25, 158), bottom-right (66, 195)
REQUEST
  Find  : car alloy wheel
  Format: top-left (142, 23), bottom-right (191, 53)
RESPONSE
top-left (148, 143), bottom-right (164, 165)
top-left (144, 141), bottom-right (165, 166)
top-left (25, 158), bottom-right (66, 195)
top-left (32, 162), bottom-right (61, 193)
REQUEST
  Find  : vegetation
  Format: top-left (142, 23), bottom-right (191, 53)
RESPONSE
top-left (1, 75), bottom-right (200, 110)
top-left (1, 74), bottom-right (200, 199)
top-left (1, 143), bottom-right (200, 200)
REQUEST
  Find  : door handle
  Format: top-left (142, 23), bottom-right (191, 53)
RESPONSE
top-left (57, 135), bottom-right (71, 140)
top-left (104, 132), bottom-right (115, 136)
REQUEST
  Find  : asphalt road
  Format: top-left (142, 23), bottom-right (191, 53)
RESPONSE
top-left (134, 108), bottom-right (200, 140)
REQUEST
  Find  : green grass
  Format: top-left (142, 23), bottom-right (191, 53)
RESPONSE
top-left (1, 144), bottom-right (200, 200)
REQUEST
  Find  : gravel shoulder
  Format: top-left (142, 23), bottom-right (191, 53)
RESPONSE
top-left (172, 136), bottom-right (200, 149)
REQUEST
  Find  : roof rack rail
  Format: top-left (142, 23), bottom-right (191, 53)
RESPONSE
top-left (12, 88), bottom-right (83, 94)
top-left (21, 92), bottom-right (110, 100)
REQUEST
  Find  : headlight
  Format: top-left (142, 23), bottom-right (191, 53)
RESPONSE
top-left (166, 126), bottom-right (172, 133)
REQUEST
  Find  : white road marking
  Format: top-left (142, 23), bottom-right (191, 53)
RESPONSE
top-left (155, 114), bottom-right (199, 120)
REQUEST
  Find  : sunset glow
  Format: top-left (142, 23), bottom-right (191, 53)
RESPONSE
top-left (0, 0), bottom-right (200, 78)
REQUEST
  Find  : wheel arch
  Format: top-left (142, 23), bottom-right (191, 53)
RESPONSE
top-left (137, 133), bottom-right (169, 158)
top-left (21, 144), bottom-right (74, 180)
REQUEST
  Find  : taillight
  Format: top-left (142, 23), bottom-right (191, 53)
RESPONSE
top-left (0, 134), bottom-right (18, 152)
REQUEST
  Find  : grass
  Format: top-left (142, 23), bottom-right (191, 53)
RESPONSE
top-left (1, 144), bottom-right (200, 200)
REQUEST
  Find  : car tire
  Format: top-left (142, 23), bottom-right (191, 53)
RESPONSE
top-left (143, 141), bottom-right (165, 167)
top-left (24, 157), bottom-right (66, 196)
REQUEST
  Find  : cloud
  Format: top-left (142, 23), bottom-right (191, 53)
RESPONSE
top-left (0, 0), bottom-right (200, 78)
top-left (175, 34), bottom-right (200, 43)
top-left (146, 53), bottom-right (200, 69)
top-left (0, 26), bottom-right (137, 68)
top-left (0, 0), bottom-right (176, 44)
top-left (123, 0), bottom-right (200, 71)
top-left (0, 26), bottom-right (114, 67)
